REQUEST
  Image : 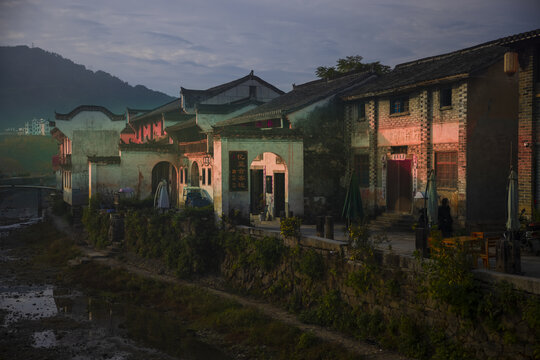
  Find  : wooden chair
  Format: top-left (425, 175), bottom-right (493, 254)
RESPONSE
top-left (476, 232), bottom-right (498, 270)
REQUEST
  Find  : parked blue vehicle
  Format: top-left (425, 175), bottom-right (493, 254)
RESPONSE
top-left (183, 186), bottom-right (212, 208)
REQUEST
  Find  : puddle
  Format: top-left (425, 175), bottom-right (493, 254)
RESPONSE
top-left (32, 329), bottom-right (57, 348)
top-left (1, 283), bottom-right (231, 359)
top-left (0, 285), bottom-right (57, 325)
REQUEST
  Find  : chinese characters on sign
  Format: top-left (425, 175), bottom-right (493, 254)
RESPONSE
top-left (230, 151), bottom-right (248, 191)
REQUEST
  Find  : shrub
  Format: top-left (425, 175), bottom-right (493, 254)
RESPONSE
top-left (280, 216), bottom-right (302, 238)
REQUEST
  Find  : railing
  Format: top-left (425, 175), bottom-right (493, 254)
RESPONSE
top-left (179, 139), bottom-right (207, 154)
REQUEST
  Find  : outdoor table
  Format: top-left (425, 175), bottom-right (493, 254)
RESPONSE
top-left (442, 235), bottom-right (481, 267)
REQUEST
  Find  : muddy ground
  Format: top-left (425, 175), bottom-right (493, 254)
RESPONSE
top-left (0, 224), bottom-right (232, 360)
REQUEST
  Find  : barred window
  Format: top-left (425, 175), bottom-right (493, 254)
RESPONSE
top-left (354, 154), bottom-right (370, 187)
top-left (436, 151), bottom-right (458, 188)
top-left (390, 96), bottom-right (409, 114)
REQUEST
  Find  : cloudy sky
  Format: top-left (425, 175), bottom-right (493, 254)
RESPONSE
top-left (1, 0), bottom-right (539, 96)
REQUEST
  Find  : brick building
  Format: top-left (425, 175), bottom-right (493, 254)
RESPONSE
top-left (342, 44), bottom-right (518, 229)
top-left (494, 30), bottom-right (540, 221)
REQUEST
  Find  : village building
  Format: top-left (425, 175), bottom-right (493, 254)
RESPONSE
top-left (215, 71), bottom-right (375, 220)
top-left (162, 71), bottom-right (286, 217)
top-left (341, 43), bottom-right (519, 229)
top-left (83, 72), bottom-right (284, 214)
top-left (493, 29), bottom-right (540, 221)
top-left (50, 105), bottom-right (126, 207)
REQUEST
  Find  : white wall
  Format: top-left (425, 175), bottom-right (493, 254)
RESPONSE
top-left (214, 137), bottom-right (303, 219)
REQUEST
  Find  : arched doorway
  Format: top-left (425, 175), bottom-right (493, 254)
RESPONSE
top-left (152, 161), bottom-right (178, 206)
top-left (190, 161), bottom-right (200, 186)
top-left (250, 152), bottom-right (287, 218)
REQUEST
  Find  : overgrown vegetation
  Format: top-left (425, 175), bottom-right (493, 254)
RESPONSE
top-left (280, 216), bottom-right (302, 238)
top-left (81, 195), bottom-right (111, 249)
top-left (79, 205), bottom-right (540, 359)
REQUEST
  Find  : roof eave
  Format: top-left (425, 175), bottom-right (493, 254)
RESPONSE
top-left (343, 73), bottom-right (470, 101)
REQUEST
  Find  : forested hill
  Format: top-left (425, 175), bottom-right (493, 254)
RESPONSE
top-left (0, 46), bottom-right (175, 128)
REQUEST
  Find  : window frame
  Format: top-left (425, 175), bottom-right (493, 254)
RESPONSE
top-left (356, 101), bottom-right (366, 121)
top-left (354, 154), bottom-right (370, 187)
top-left (435, 151), bottom-right (458, 189)
top-left (389, 96), bottom-right (409, 115)
top-left (440, 87), bottom-right (452, 108)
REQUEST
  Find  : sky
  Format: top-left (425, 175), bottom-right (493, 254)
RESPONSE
top-left (1, 0), bottom-right (539, 97)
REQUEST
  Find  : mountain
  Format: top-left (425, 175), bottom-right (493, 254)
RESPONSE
top-left (0, 46), bottom-right (175, 129)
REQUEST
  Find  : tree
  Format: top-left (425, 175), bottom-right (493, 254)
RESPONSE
top-left (316, 55), bottom-right (391, 79)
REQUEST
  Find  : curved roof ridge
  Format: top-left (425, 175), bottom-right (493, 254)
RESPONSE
top-left (55, 105), bottom-right (125, 121)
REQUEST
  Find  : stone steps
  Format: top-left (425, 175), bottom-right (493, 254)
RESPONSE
top-left (369, 212), bottom-right (416, 232)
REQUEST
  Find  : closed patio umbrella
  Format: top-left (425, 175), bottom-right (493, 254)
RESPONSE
top-left (427, 171), bottom-right (438, 227)
top-left (342, 172), bottom-right (364, 225)
top-left (506, 169), bottom-right (519, 232)
top-left (154, 179), bottom-right (170, 210)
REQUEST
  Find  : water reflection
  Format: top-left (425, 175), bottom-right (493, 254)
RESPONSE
top-left (0, 285), bottom-right (57, 325)
top-left (0, 282), bottom-right (231, 359)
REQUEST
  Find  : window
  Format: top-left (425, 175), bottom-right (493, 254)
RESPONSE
top-left (435, 151), bottom-right (458, 188)
top-left (180, 167), bottom-right (183, 184)
top-left (202, 168), bottom-right (206, 185)
top-left (354, 154), bottom-right (370, 187)
top-left (184, 168), bottom-right (188, 184)
top-left (207, 168), bottom-right (212, 185)
top-left (440, 87), bottom-right (452, 108)
top-left (357, 102), bottom-right (366, 121)
top-left (249, 86), bottom-right (257, 98)
top-left (390, 96), bottom-right (409, 114)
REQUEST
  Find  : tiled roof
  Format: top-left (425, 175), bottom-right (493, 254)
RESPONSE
top-left (87, 156), bottom-right (121, 164)
top-left (213, 126), bottom-right (303, 139)
top-left (164, 118), bottom-right (198, 133)
top-left (163, 112), bottom-right (196, 122)
top-left (343, 45), bottom-right (507, 99)
top-left (120, 124), bottom-right (135, 134)
top-left (181, 71), bottom-right (285, 109)
top-left (129, 98), bottom-right (182, 124)
top-left (196, 98), bottom-right (264, 114)
top-left (216, 71), bottom-right (375, 127)
top-left (55, 105), bottom-right (125, 121)
top-left (119, 142), bottom-right (177, 153)
top-left (487, 28), bottom-right (540, 46)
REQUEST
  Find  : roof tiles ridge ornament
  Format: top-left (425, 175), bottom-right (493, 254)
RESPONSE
top-left (55, 105), bottom-right (126, 121)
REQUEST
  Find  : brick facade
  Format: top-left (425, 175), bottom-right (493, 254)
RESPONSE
top-left (346, 82), bottom-right (468, 225)
top-left (517, 46), bottom-right (537, 219)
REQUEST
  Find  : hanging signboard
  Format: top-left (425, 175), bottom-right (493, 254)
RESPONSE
top-left (230, 151), bottom-right (248, 191)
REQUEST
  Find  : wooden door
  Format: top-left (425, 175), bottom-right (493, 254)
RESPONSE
top-left (274, 173), bottom-right (285, 217)
top-left (386, 160), bottom-right (412, 212)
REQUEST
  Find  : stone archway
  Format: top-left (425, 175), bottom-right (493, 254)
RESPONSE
top-left (190, 161), bottom-right (200, 186)
top-left (152, 161), bottom-right (177, 206)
